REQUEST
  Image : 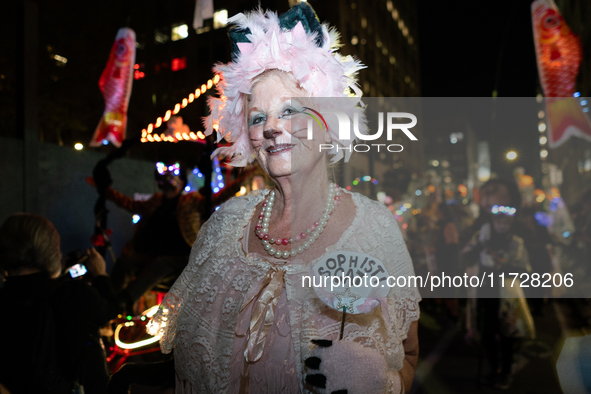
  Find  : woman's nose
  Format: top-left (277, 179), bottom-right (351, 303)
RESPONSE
top-left (263, 128), bottom-right (282, 139)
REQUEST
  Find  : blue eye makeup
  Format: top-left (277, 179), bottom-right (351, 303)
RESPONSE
top-left (278, 105), bottom-right (304, 119)
top-left (249, 113), bottom-right (266, 126)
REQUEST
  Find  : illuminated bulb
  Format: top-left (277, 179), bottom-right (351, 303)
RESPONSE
top-left (213, 74), bottom-right (220, 84)
top-left (195, 90), bottom-right (200, 98)
top-left (147, 134), bottom-right (154, 142)
top-left (182, 133), bottom-right (190, 140)
top-left (188, 93), bottom-right (194, 103)
top-left (175, 132), bottom-right (182, 140)
top-left (154, 134), bottom-right (161, 142)
top-left (182, 98), bottom-right (188, 108)
top-left (538, 122), bottom-right (546, 132)
top-left (147, 124), bottom-right (153, 133)
top-left (540, 136), bottom-right (547, 145)
top-left (141, 137), bottom-right (147, 143)
top-left (538, 111), bottom-right (545, 119)
top-left (173, 104), bottom-right (180, 114)
top-left (190, 132), bottom-right (197, 140)
top-left (540, 150), bottom-right (548, 158)
top-left (506, 151), bottom-right (517, 160)
top-left (164, 110), bottom-right (171, 121)
top-left (141, 130), bottom-right (147, 138)
top-left (201, 84), bottom-right (207, 93)
top-left (155, 117), bottom-right (162, 128)
top-left (197, 131), bottom-right (206, 139)
top-left (207, 80), bottom-right (213, 89)
top-left (74, 143), bottom-right (83, 150)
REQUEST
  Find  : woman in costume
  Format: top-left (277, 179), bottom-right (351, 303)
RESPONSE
top-left (149, 4), bottom-right (420, 393)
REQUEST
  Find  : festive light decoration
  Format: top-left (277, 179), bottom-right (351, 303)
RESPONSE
top-left (491, 205), bottom-right (517, 216)
top-left (113, 305), bottom-right (162, 350)
top-left (532, 0), bottom-right (591, 147)
top-left (345, 176), bottom-right (378, 191)
top-left (141, 74), bottom-right (221, 144)
top-left (90, 28), bottom-right (136, 147)
top-left (156, 162), bottom-right (181, 176)
top-left (212, 157), bottom-right (224, 193)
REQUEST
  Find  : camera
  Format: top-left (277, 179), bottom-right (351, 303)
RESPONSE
top-left (63, 250), bottom-right (89, 279)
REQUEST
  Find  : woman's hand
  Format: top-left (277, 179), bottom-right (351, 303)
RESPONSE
top-left (85, 248), bottom-right (108, 277)
top-left (305, 339), bottom-right (401, 393)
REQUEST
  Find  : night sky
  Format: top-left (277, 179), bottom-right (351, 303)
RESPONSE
top-left (417, 0), bottom-right (543, 180)
top-left (418, 0), bottom-right (539, 97)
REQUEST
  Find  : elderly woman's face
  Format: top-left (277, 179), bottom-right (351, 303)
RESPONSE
top-left (247, 72), bottom-right (327, 179)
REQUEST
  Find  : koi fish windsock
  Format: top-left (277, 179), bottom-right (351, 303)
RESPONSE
top-left (532, 0), bottom-right (591, 147)
top-left (90, 28), bottom-right (136, 147)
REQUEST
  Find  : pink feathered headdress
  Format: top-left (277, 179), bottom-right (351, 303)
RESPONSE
top-left (204, 4), bottom-right (367, 166)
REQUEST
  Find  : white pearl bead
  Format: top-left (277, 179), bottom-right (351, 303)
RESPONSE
top-left (274, 250), bottom-right (282, 258)
top-left (306, 229), bottom-right (311, 234)
top-left (297, 246), bottom-right (304, 254)
top-left (322, 214), bottom-right (329, 221)
top-left (263, 217), bottom-right (270, 223)
top-left (264, 243), bottom-right (272, 250)
top-left (320, 220), bottom-right (327, 226)
top-left (303, 242), bottom-right (310, 249)
top-left (290, 250), bottom-right (297, 257)
top-left (270, 238), bottom-right (275, 243)
top-left (317, 226), bottom-right (324, 233)
top-left (308, 238), bottom-right (315, 245)
top-left (282, 251), bottom-right (290, 259)
top-left (262, 240), bottom-right (269, 246)
top-left (289, 238), bottom-right (293, 244)
top-left (264, 211), bottom-right (271, 218)
top-left (268, 247), bottom-right (275, 255)
top-left (311, 231), bottom-right (319, 238)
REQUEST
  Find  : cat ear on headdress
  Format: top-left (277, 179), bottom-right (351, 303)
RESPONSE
top-left (229, 26), bottom-right (252, 60)
top-left (279, 3), bottom-right (324, 47)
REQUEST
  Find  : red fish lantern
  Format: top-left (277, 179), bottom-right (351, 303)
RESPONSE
top-left (90, 28), bottom-right (136, 147)
top-left (532, 0), bottom-right (591, 147)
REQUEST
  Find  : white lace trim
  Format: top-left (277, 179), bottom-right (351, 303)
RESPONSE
top-left (148, 189), bottom-right (421, 392)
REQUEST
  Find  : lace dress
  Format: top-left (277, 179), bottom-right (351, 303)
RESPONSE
top-left (149, 189), bottom-right (421, 393)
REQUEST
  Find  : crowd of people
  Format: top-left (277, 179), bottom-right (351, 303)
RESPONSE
top-left (403, 177), bottom-right (591, 390)
top-left (1, 3), bottom-right (590, 394)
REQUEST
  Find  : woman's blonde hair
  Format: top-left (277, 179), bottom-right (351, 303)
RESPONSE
top-left (0, 213), bottom-right (62, 277)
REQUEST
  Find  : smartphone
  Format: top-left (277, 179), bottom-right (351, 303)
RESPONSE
top-left (69, 263), bottom-right (88, 278)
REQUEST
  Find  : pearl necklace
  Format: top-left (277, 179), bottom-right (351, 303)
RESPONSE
top-left (255, 183), bottom-right (341, 259)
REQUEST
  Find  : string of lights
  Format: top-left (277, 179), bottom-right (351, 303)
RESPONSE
top-left (140, 74), bottom-right (221, 143)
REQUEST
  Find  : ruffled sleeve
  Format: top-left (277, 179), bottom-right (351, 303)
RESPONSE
top-left (147, 193), bottom-right (258, 353)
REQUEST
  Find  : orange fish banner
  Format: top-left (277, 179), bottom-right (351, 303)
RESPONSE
top-left (90, 28), bottom-right (136, 147)
top-left (531, 0), bottom-right (591, 148)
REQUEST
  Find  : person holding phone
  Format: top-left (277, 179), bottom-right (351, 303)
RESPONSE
top-left (0, 213), bottom-right (118, 394)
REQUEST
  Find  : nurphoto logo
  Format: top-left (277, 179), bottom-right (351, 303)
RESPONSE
top-left (303, 108), bottom-right (418, 153)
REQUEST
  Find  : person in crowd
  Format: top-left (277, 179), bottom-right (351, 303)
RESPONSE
top-left (574, 188), bottom-right (591, 266)
top-left (145, 4), bottom-right (420, 393)
top-left (519, 206), bottom-right (553, 314)
top-left (434, 202), bottom-right (461, 323)
top-left (91, 160), bottom-right (248, 312)
top-left (0, 213), bottom-right (118, 394)
top-left (462, 180), bottom-right (533, 390)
